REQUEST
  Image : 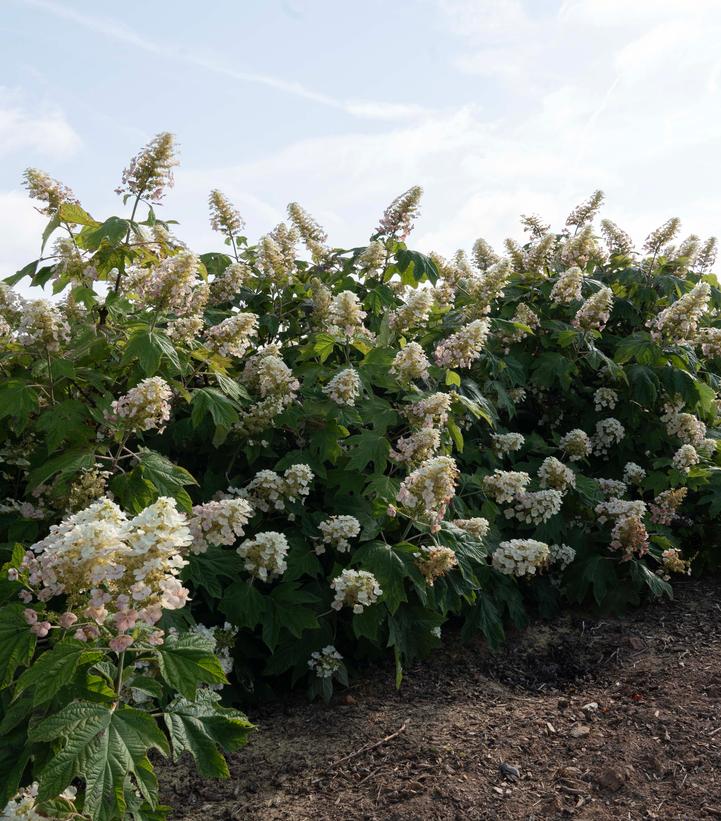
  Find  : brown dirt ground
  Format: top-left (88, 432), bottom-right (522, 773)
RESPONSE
top-left (159, 578), bottom-right (721, 820)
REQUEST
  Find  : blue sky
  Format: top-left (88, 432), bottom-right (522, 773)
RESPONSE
top-left (2, 0), bottom-right (721, 286)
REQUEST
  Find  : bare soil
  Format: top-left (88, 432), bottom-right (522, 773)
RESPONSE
top-left (160, 578), bottom-right (721, 820)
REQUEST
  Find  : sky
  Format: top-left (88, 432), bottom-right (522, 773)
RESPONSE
top-left (2, 0), bottom-right (721, 291)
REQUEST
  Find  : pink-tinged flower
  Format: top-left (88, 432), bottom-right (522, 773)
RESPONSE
top-left (386, 505), bottom-right (397, 518)
top-left (31, 621), bottom-right (51, 638)
top-left (146, 629), bottom-right (165, 646)
top-left (74, 628), bottom-right (87, 642)
top-left (7, 568), bottom-right (18, 581)
top-left (83, 624), bottom-right (100, 640)
top-left (109, 634), bottom-right (135, 653)
top-left (23, 608), bottom-right (38, 625)
top-left (59, 612), bottom-right (78, 629)
top-left (114, 609), bottom-right (138, 632)
top-left (19, 590), bottom-right (33, 603)
top-left (84, 605), bottom-right (108, 624)
top-left (137, 604), bottom-right (163, 625)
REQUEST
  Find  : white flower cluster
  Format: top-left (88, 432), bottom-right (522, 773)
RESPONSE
top-left (414, 545), bottom-right (458, 586)
top-left (559, 428), bottom-right (591, 461)
top-left (209, 189), bottom-right (244, 237)
top-left (650, 281), bottom-right (711, 343)
top-left (549, 543), bottom-right (576, 570)
top-left (623, 462), bottom-right (647, 485)
top-left (323, 368), bottom-right (362, 406)
top-left (598, 478), bottom-right (627, 498)
top-left (391, 288), bottom-right (435, 331)
top-left (672, 444), bottom-right (700, 472)
top-left (396, 456), bottom-right (459, 528)
top-left (316, 515), bottom-right (361, 554)
top-left (538, 457), bottom-right (576, 492)
top-left (465, 260), bottom-right (512, 317)
top-left (236, 531), bottom-right (289, 581)
top-left (492, 539), bottom-right (550, 577)
top-left (573, 286), bottom-right (613, 331)
top-left (256, 233), bottom-right (293, 288)
top-left (595, 497), bottom-right (647, 525)
top-left (650, 487), bottom-right (687, 525)
top-left (434, 319), bottom-right (490, 368)
top-left (330, 569), bottom-right (383, 613)
top-left (18, 497), bottom-right (192, 646)
top-left (239, 464), bottom-right (314, 512)
top-left (492, 432), bottom-right (524, 456)
top-left (358, 241), bottom-right (386, 271)
top-left (593, 387), bottom-right (618, 411)
top-left (257, 354), bottom-right (300, 400)
top-left (328, 290), bottom-right (368, 338)
top-left (188, 497), bottom-right (253, 554)
top-left (610, 513), bottom-right (649, 559)
top-left (17, 299), bottom-right (70, 352)
top-left (662, 401), bottom-right (707, 447)
top-left (592, 418), bottom-right (625, 457)
top-left (550, 266), bottom-right (584, 304)
top-left (287, 202), bottom-right (329, 263)
top-left (452, 517), bottom-right (490, 539)
top-left (404, 392), bottom-right (452, 428)
top-left (129, 251), bottom-right (202, 314)
top-left (308, 645), bottom-right (344, 678)
top-left (505, 489), bottom-right (563, 526)
top-left (376, 185), bottom-right (422, 239)
top-left (2, 784), bottom-right (78, 821)
top-left (697, 327), bottom-right (721, 358)
top-left (661, 548), bottom-right (691, 575)
top-left (482, 470), bottom-right (530, 504)
top-left (390, 428), bottom-right (441, 466)
top-left (205, 312), bottom-right (258, 358)
top-left (210, 261), bottom-right (252, 304)
top-left (391, 341), bottom-right (431, 381)
top-left (106, 376), bottom-right (172, 433)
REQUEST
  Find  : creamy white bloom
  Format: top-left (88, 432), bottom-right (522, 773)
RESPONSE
top-left (592, 418), bottom-right (625, 457)
top-left (573, 286), bottom-right (613, 331)
top-left (482, 470), bottom-right (531, 505)
top-left (492, 432), bottom-right (524, 456)
top-left (593, 388), bottom-right (618, 411)
top-left (308, 645), bottom-right (344, 678)
top-left (328, 290), bottom-right (367, 338)
top-left (17, 299), bottom-right (70, 352)
top-left (330, 569), bottom-right (382, 613)
top-left (106, 377), bottom-right (172, 433)
top-left (549, 543), bottom-right (576, 570)
top-left (505, 489), bottom-right (563, 526)
top-left (451, 517), bottom-right (489, 539)
top-left (650, 281), bottom-right (711, 344)
top-left (538, 457), bottom-right (576, 492)
top-left (672, 444), bottom-right (700, 473)
top-left (189, 498), bottom-right (253, 554)
top-left (205, 313), bottom-right (258, 358)
top-left (559, 428), bottom-right (591, 461)
top-left (434, 319), bottom-right (490, 368)
top-left (391, 341), bottom-right (431, 381)
top-left (414, 545), bottom-right (457, 585)
top-left (316, 515), bottom-right (361, 554)
top-left (237, 531), bottom-right (289, 581)
top-left (550, 267), bottom-right (583, 304)
top-left (493, 539), bottom-right (550, 577)
top-left (396, 456), bottom-right (459, 527)
top-left (323, 368), bottom-right (361, 406)
top-left (623, 462), bottom-right (647, 485)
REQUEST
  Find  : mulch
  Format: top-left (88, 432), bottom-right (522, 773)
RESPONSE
top-left (159, 577), bottom-right (721, 820)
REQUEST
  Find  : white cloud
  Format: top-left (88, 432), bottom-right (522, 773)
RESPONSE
top-left (22, 0), bottom-right (429, 122)
top-left (0, 191), bottom-right (47, 296)
top-left (0, 88), bottom-right (80, 159)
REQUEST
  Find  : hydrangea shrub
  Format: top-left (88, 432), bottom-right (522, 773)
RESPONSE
top-left (2, 133), bottom-right (720, 817)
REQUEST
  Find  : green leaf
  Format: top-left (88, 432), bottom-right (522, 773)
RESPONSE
top-left (191, 388), bottom-right (239, 430)
top-left (136, 450), bottom-right (197, 508)
top-left (81, 216), bottom-right (129, 250)
top-left (15, 639), bottom-right (103, 706)
top-left (261, 582), bottom-right (320, 652)
top-left (5, 259), bottom-right (39, 287)
top-left (154, 633), bottom-right (227, 701)
top-left (163, 690), bottom-right (253, 778)
top-left (629, 561), bottom-right (673, 600)
top-left (0, 382), bottom-right (39, 427)
top-left (461, 595), bottom-right (505, 648)
top-left (27, 449), bottom-right (95, 490)
top-left (220, 581), bottom-right (266, 629)
top-left (185, 547), bottom-right (245, 598)
top-left (199, 252), bottom-right (233, 279)
top-left (352, 541), bottom-right (407, 614)
top-left (122, 330), bottom-right (180, 375)
top-left (58, 202), bottom-right (99, 227)
top-left (30, 701), bottom-right (169, 821)
top-left (345, 430), bottom-right (390, 474)
top-left (0, 605), bottom-right (37, 688)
